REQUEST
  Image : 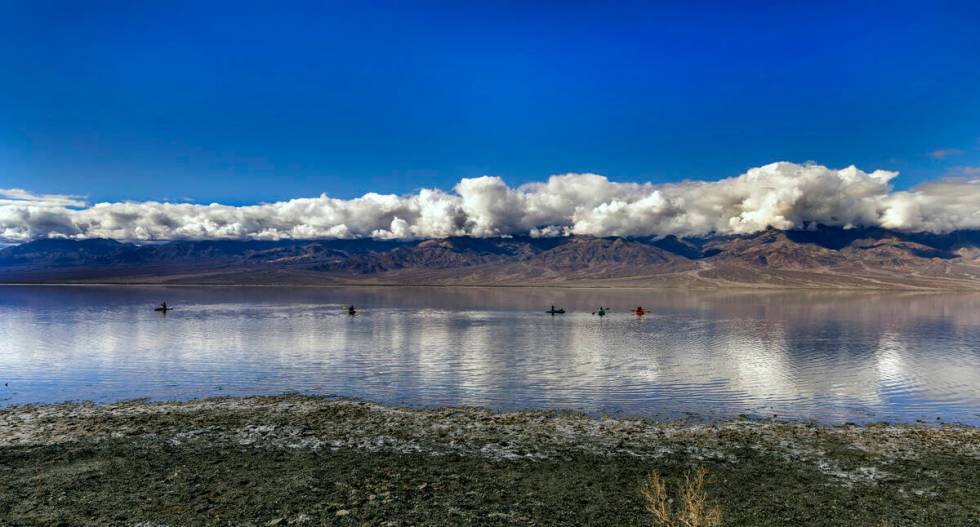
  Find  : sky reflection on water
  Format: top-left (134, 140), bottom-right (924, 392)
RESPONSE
top-left (0, 286), bottom-right (978, 424)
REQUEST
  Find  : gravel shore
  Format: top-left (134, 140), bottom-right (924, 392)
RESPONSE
top-left (1, 395), bottom-right (977, 526)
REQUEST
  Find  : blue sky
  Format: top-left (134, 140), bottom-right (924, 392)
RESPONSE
top-left (2, 1), bottom-right (979, 204)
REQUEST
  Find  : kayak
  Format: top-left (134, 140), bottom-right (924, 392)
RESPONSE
top-left (546, 308), bottom-right (566, 314)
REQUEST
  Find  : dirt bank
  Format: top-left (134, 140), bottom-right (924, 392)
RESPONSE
top-left (1, 396), bottom-right (977, 526)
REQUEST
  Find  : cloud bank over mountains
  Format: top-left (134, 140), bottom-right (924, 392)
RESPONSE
top-left (3, 162), bottom-right (979, 243)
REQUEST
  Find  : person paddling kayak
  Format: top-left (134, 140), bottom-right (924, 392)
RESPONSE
top-left (546, 305), bottom-right (566, 315)
top-left (154, 302), bottom-right (170, 312)
top-left (591, 306), bottom-right (610, 317)
top-left (347, 305), bottom-right (357, 316)
top-left (632, 306), bottom-right (646, 316)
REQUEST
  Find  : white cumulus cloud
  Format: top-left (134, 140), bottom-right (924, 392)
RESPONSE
top-left (2, 162), bottom-right (979, 243)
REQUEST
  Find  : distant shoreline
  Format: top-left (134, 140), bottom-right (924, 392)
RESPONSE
top-left (3, 281), bottom-right (980, 292)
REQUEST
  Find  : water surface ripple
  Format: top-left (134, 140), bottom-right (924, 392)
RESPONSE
top-left (1, 286), bottom-right (978, 424)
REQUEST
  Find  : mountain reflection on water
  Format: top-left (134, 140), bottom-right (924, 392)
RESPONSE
top-left (0, 286), bottom-right (977, 424)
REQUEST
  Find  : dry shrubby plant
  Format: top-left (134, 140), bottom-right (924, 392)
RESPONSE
top-left (640, 466), bottom-right (722, 527)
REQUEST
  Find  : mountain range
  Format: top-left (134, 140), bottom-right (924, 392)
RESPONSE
top-left (2, 226), bottom-right (979, 289)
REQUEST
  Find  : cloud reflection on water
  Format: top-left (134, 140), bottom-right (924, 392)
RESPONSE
top-left (0, 286), bottom-right (977, 424)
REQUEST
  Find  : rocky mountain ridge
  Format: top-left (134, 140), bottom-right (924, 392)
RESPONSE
top-left (2, 226), bottom-right (979, 289)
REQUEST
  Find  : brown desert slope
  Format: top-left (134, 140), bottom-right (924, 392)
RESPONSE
top-left (1, 226), bottom-right (979, 289)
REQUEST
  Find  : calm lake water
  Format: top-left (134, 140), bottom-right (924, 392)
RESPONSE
top-left (1, 285), bottom-right (978, 424)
